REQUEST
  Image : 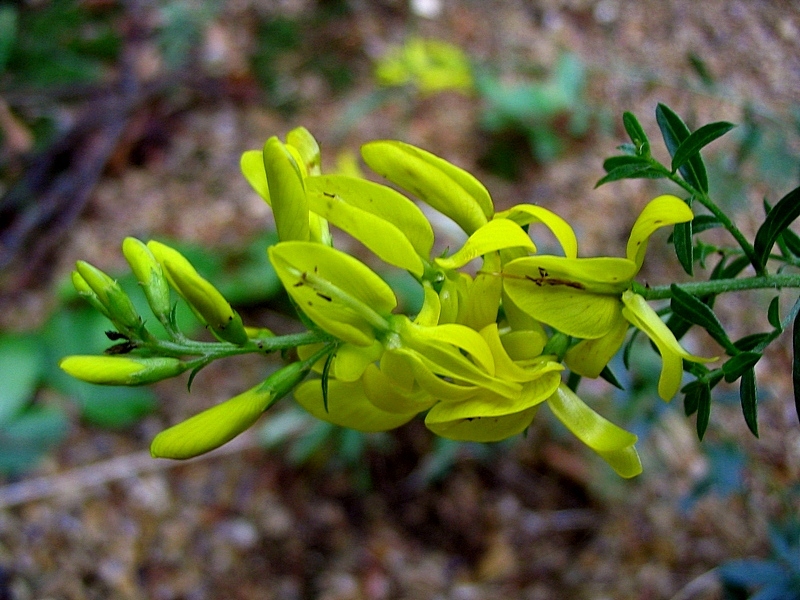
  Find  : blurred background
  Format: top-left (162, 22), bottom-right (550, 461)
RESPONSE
top-left (1, 1), bottom-right (799, 598)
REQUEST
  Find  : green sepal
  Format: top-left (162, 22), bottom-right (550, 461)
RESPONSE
top-left (599, 365), bottom-right (625, 390)
top-left (673, 220), bottom-right (694, 276)
top-left (595, 162), bottom-right (666, 188)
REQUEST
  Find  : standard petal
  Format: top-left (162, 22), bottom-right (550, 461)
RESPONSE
top-left (269, 242), bottom-right (396, 346)
top-left (294, 379), bottom-right (416, 432)
top-left (306, 175), bottom-right (434, 258)
top-left (546, 384), bottom-right (642, 478)
top-left (435, 220), bottom-right (535, 269)
top-left (494, 204), bottom-right (579, 259)
top-left (621, 291), bottom-right (716, 400)
top-left (626, 194), bottom-right (693, 269)
top-left (305, 183), bottom-right (425, 276)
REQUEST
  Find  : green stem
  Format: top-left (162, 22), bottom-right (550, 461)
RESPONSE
top-left (636, 274), bottom-right (800, 301)
top-left (660, 167), bottom-right (762, 275)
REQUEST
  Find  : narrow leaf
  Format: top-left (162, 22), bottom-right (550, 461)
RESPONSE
top-left (793, 309), bottom-right (800, 426)
top-left (599, 365), bottom-right (624, 390)
top-left (655, 103), bottom-right (708, 192)
top-left (723, 351), bottom-right (761, 383)
top-left (691, 215), bottom-right (723, 234)
top-left (670, 284), bottom-right (734, 352)
top-left (673, 221), bottom-right (694, 275)
top-left (779, 227), bottom-right (800, 257)
top-left (603, 155), bottom-right (651, 172)
top-left (671, 121), bottom-right (736, 173)
top-left (622, 111), bottom-right (650, 156)
top-left (767, 296), bottom-right (782, 331)
top-left (696, 382), bottom-right (711, 440)
top-left (733, 332), bottom-right (771, 352)
top-left (682, 380), bottom-right (706, 417)
top-left (753, 185), bottom-right (800, 271)
top-left (595, 164), bottom-right (666, 187)
top-left (739, 368), bottom-right (758, 437)
top-left (321, 350), bottom-right (335, 413)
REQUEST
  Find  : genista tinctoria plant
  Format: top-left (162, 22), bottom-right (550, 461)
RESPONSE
top-left (61, 106), bottom-right (800, 478)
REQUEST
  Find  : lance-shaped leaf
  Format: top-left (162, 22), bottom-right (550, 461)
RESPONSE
top-left (623, 111), bottom-right (650, 156)
top-left (670, 284), bottom-right (735, 354)
top-left (753, 185), bottom-right (800, 271)
top-left (673, 220), bottom-right (694, 276)
top-left (305, 182), bottom-right (425, 276)
top-left (723, 351), bottom-right (761, 383)
top-left (546, 384), bottom-right (642, 478)
top-left (435, 219), bottom-right (535, 269)
top-left (655, 103), bottom-right (708, 192)
top-left (671, 121), bottom-right (736, 174)
top-left (361, 140), bottom-right (491, 234)
top-left (794, 309), bottom-right (800, 425)
top-left (595, 160), bottom-right (666, 188)
top-left (740, 367), bottom-right (759, 437)
top-left (306, 175), bottom-right (434, 257)
top-left (768, 296), bottom-right (782, 331)
top-left (695, 381), bottom-right (711, 440)
top-left (269, 242), bottom-right (396, 346)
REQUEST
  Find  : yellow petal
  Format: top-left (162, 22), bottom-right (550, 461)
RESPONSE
top-left (240, 150), bottom-right (271, 204)
top-left (293, 379), bottom-right (416, 432)
top-left (546, 384), bottom-right (642, 478)
top-left (494, 204), bottom-right (578, 258)
top-left (435, 220), bottom-right (535, 269)
top-left (621, 291), bottom-right (716, 401)
top-left (361, 364), bottom-right (436, 414)
top-left (626, 195), bottom-right (693, 269)
top-left (564, 316), bottom-right (629, 378)
top-left (263, 136), bottom-right (310, 242)
top-left (334, 341), bottom-right (383, 382)
top-left (150, 383), bottom-right (273, 459)
top-left (425, 405), bottom-right (540, 442)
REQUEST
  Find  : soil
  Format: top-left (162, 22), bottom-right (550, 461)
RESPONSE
top-left (1, 1), bottom-right (800, 599)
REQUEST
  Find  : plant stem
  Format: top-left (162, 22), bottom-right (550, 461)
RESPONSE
top-left (636, 274), bottom-right (800, 301)
top-left (662, 168), bottom-right (763, 275)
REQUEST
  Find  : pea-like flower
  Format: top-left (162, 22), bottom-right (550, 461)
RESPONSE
top-left (502, 194), bottom-right (716, 400)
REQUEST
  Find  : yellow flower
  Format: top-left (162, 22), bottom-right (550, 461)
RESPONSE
top-left (502, 195), bottom-right (715, 399)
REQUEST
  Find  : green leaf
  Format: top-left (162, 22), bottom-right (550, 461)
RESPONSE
top-left (768, 296), bottom-right (782, 331)
top-left (603, 155), bottom-right (650, 172)
top-left (671, 121), bottom-right (736, 174)
top-left (594, 163), bottom-right (666, 187)
top-left (733, 332), bottom-right (771, 352)
top-left (622, 111), bottom-right (650, 156)
top-left (655, 103), bottom-right (708, 192)
top-left (794, 309), bottom-right (800, 426)
top-left (779, 227), bottom-right (800, 257)
top-left (599, 365), bottom-right (624, 390)
top-left (0, 5), bottom-right (17, 74)
top-left (691, 215), bottom-right (723, 234)
top-left (695, 382), bottom-right (711, 440)
top-left (670, 284), bottom-right (734, 352)
top-left (753, 185), bottom-right (800, 271)
top-left (0, 334), bottom-right (43, 426)
top-left (739, 368), bottom-right (758, 437)
top-left (673, 221), bottom-right (694, 275)
top-left (321, 350), bottom-right (335, 413)
top-left (682, 380), bottom-right (708, 417)
top-left (723, 351), bottom-right (761, 383)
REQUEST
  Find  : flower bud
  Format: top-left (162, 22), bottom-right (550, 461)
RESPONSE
top-left (147, 240), bottom-right (248, 345)
top-left (151, 360), bottom-right (310, 459)
top-left (122, 237), bottom-right (171, 319)
top-left (75, 260), bottom-right (142, 331)
top-left (59, 355), bottom-right (187, 386)
top-left (71, 270), bottom-right (113, 320)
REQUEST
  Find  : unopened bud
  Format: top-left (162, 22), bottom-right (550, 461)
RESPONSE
top-left (75, 261), bottom-right (142, 331)
top-left (122, 237), bottom-right (172, 319)
top-left (147, 240), bottom-right (248, 345)
top-left (150, 360), bottom-right (312, 459)
top-left (59, 355), bottom-right (187, 386)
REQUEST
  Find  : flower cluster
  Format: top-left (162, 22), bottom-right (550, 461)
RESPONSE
top-left (237, 128), bottom-right (713, 477)
top-left (58, 125), bottom-right (716, 477)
